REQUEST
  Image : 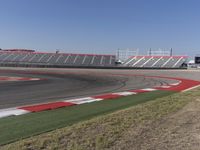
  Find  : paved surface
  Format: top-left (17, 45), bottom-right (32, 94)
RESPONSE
top-left (0, 67), bottom-right (200, 109)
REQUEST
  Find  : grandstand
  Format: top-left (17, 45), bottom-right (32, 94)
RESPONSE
top-left (0, 49), bottom-right (188, 68)
top-left (0, 50), bottom-right (116, 67)
top-left (122, 55), bottom-right (188, 68)
top-left (117, 48), bottom-right (188, 68)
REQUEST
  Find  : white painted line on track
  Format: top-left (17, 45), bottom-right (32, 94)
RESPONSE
top-left (182, 84), bottom-right (200, 92)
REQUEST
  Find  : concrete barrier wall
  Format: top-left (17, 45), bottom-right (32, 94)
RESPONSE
top-left (0, 62), bottom-right (187, 70)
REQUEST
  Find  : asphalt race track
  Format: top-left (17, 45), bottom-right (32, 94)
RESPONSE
top-left (0, 67), bottom-right (200, 109)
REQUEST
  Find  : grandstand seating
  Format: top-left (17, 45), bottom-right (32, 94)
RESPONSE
top-left (0, 50), bottom-right (188, 68)
top-left (0, 51), bottom-right (116, 67)
top-left (122, 55), bottom-right (188, 68)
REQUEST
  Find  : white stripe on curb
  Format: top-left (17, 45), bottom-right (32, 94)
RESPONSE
top-left (0, 76), bottom-right (42, 81)
top-left (0, 108), bottom-right (29, 118)
top-left (29, 78), bottom-right (41, 81)
top-left (141, 88), bottom-right (157, 91)
top-left (64, 97), bottom-right (103, 104)
top-left (112, 91), bottom-right (137, 96)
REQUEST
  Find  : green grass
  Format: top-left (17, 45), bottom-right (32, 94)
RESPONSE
top-left (0, 90), bottom-right (174, 146)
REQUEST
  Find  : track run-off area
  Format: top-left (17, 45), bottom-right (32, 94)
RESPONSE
top-left (0, 67), bottom-right (198, 109)
top-left (0, 67), bottom-right (200, 146)
top-left (0, 67), bottom-right (200, 116)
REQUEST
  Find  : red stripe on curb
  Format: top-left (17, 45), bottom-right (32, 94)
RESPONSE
top-left (19, 102), bottom-right (75, 112)
top-left (154, 79), bottom-right (200, 92)
top-left (93, 94), bottom-right (122, 100)
top-left (0, 77), bottom-right (9, 80)
top-left (143, 76), bottom-right (200, 92)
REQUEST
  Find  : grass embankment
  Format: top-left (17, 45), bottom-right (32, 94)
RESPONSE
top-left (0, 90), bottom-right (172, 146)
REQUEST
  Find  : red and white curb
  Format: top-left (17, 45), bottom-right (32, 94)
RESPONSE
top-left (0, 88), bottom-right (158, 119)
top-left (0, 76), bottom-right (42, 81)
top-left (0, 76), bottom-right (200, 119)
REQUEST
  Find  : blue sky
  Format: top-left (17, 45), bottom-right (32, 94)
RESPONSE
top-left (0, 0), bottom-right (200, 56)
